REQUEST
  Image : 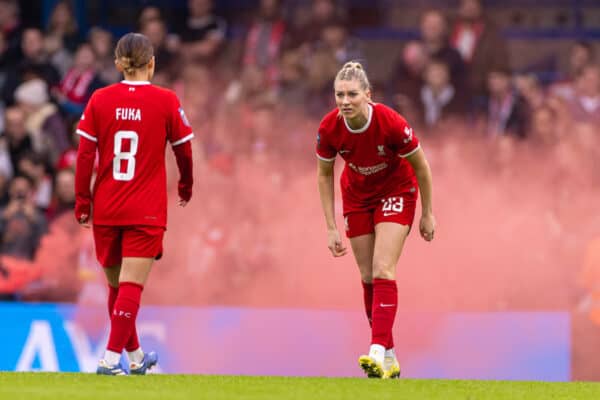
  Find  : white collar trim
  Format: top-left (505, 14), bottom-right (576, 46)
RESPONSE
top-left (121, 80), bottom-right (151, 85)
top-left (344, 103), bottom-right (373, 134)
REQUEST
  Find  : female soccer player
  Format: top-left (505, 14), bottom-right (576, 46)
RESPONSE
top-left (316, 61), bottom-right (435, 379)
top-left (75, 33), bottom-right (194, 375)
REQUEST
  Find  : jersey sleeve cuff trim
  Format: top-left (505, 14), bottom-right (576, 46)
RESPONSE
top-left (398, 144), bottom-right (420, 158)
top-left (171, 133), bottom-right (195, 146)
top-left (317, 153), bottom-right (336, 162)
top-left (76, 129), bottom-right (98, 142)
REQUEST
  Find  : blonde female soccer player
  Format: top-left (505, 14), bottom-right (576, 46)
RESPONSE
top-left (316, 61), bottom-right (435, 379)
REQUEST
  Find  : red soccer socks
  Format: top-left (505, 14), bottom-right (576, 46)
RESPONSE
top-left (106, 282), bottom-right (143, 354)
top-left (107, 285), bottom-right (141, 352)
top-left (362, 281), bottom-right (373, 327)
top-left (371, 278), bottom-right (397, 349)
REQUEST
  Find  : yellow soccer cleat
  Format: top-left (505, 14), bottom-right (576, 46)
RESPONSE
top-left (383, 355), bottom-right (401, 379)
top-left (358, 355), bottom-right (385, 379)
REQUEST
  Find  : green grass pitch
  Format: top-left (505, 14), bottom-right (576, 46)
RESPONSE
top-left (1, 373), bottom-right (600, 400)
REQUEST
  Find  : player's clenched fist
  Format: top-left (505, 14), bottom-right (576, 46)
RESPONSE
top-left (420, 213), bottom-right (436, 242)
top-left (327, 229), bottom-right (347, 257)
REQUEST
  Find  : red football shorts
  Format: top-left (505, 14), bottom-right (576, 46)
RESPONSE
top-left (343, 192), bottom-right (417, 238)
top-left (93, 225), bottom-right (166, 267)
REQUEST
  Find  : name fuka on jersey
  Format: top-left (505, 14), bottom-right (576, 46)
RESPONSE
top-left (116, 107), bottom-right (141, 121)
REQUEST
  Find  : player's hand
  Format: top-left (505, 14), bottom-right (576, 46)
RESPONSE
top-left (177, 182), bottom-right (192, 205)
top-left (327, 228), bottom-right (347, 257)
top-left (420, 213), bottom-right (436, 242)
top-left (78, 214), bottom-right (91, 229)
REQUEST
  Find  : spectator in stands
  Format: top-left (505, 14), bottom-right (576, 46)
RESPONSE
top-left (563, 64), bottom-right (600, 126)
top-left (0, 171), bottom-right (8, 207)
top-left (180, 64), bottom-right (215, 156)
top-left (484, 66), bottom-right (530, 138)
top-left (0, 31), bottom-right (11, 93)
top-left (88, 27), bottom-right (119, 84)
top-left (1, 106), bottom-right (32, 175)
top-left (218, 63), bottom-right (277, 155)
top-left (45, 0), bottom-right (80, 52)
top-left (0, 174), bottom-right (47, 260)
top-left (17, 152), bottom-right (52, 211)
top-left (514, 73), bottom-right (545, 111)
top-left (284, 0), bottom-right (342, 52)
top-left (6, 168), bottom-right (82, 302)
top-left (450, 0), bottom-right (509, 105)
top-left (241, 0), bottom-right (286, 90)
top-left (46, 168), bottom-right (75, 223)
top-left (55, 120), bottom-right (78, 172)
top-left (0, 0), bottom-right (22, 65)
top-left (53, 43), bottom-right (104, 117)
top-left (141, 17), bottom-right (181, 86)
top-left (178, 0), bottom-right (227, 66)
top-left (418, 59), bottom-right (465, 129)
top-left (278, 49), bottom-right (308, 109)
top-left (44, 29), bottom-right (73, 77)
top-left (137, 5), bottom-right (162, 30)
top-left (14, 78), bottom-right (68, 164)
top-left (17, 207), bottom-right (84, 303)
top-left (420, 9), bottom-right (466, 95)
top-left (529, 105), bottom-right (559, 147)
top-left (551, 41), bottom-right (595, 101)
top-left (0, 137), bottom-right (11, 180)
top-left (2, 27), bottom-right (60, 105)
top-left (389, 40), bottom-right (428, 121)
top-left (306, 18), bottom-right (363, 114)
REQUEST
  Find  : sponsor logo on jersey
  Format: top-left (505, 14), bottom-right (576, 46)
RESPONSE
top-left (179, 107), bottom-right (191, 127)
top-left (377, 145), bottom-right (386, 156)
top-left (348, 162), bottom-right (388, 176)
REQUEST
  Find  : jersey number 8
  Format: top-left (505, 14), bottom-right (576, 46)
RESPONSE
top-left (113, 130), bottom-right (138, 181)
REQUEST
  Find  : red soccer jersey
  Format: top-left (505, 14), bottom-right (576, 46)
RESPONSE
top-left (76, 80), bottom-right (194, 227)
top-left (316, 103), bottom-right (420, 213)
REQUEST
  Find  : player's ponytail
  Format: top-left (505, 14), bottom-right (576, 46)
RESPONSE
top-left (115, 33), bottom-right (154, 75)
top-left (335, 61), bottom-right (371, 91)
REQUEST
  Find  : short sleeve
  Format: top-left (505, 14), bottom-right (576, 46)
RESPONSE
top-left (76, 94), bottom-right (98, 143)
top-left (316, 120), bottom-right (337, 162)
top-left (391, 113), bottom-right (420, 158)
top-left (168, 94), bottom-right (194, 146)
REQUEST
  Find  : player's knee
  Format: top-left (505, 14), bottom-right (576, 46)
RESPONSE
top-left (372, 260), bottom-right (395, 280)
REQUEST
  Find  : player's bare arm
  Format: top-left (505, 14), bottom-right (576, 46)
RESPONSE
top-left (406, 148), bottom-right (436, 241)
top-left (317, 158), bottom-right (347, 257)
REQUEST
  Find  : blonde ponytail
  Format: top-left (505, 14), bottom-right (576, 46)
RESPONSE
top-left (335, 61), bottom-right (371, 91)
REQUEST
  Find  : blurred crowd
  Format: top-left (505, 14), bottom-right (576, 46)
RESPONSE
top-left (0, 0), bottom-right (598, 313)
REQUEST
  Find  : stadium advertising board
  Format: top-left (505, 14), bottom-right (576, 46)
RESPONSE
top-left (0, 303), bottom-right (569, 380)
